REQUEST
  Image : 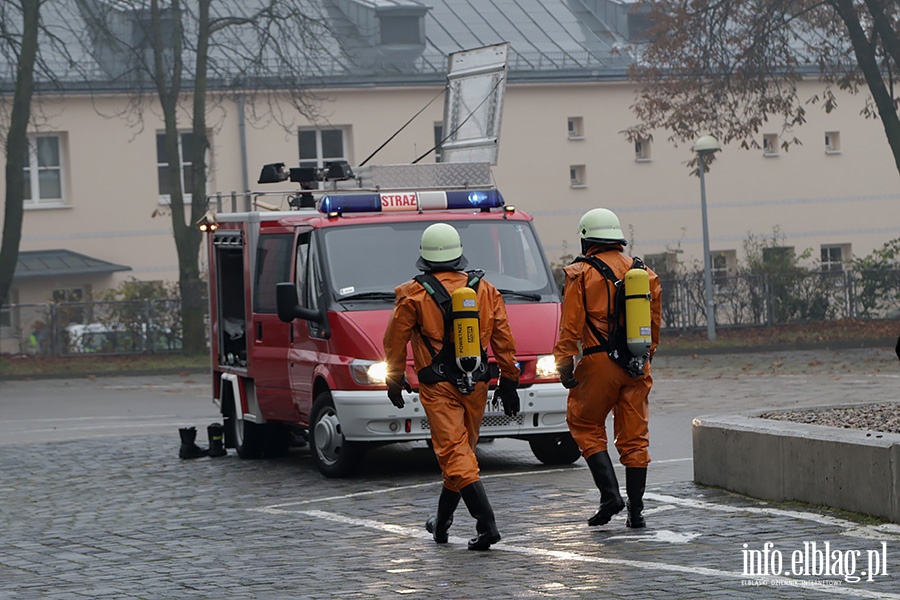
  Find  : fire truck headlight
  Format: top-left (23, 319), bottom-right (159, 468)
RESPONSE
top-left (350, 359), bottom-right (388, 385)
top-left (535, 355), bottom-right (557, 379)
top-left (197, 209), bottom-right (217, 231)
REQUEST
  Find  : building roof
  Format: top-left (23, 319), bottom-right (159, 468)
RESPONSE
top-left (0, 0), bottom-right (646, 89)
top-left (14, 250), bottom-right (131, 280)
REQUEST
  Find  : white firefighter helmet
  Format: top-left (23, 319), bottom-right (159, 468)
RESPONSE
top-left (420, 223), bottom-right (463, 263)
top-left (578, 208), bottom-right (627, 245)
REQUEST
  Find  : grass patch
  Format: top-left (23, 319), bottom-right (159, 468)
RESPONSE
top-left (662, 318), bottom-right (898, 352)
top-left (0, 353), bottom-right (209, 378)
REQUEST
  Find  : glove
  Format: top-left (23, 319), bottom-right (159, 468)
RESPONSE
top-left (557, 362), bottom-right (579, 389)
top-left (387, 374), bottom-right (412, 409)
top-left (495, 376), bottom-right (520, 417)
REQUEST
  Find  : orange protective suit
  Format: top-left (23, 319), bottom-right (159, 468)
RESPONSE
top-left (384, 270), bottom-right (520, 491)
top-left (553, 247), bottom-right (662, 468)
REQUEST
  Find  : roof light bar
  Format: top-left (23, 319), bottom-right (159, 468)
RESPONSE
top-left (317, 189), bottom-right (504, 215)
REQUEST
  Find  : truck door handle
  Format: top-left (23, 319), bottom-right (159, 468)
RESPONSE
top-left (256, 321), bottom-right (263, 340)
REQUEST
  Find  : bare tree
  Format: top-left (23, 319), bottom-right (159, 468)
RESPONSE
top-left (625, 0), bottom-right (900, 177)
top-left (72, 0), bottom-right (339, 354)
top-left (0, 0), bottom-right (76, 307)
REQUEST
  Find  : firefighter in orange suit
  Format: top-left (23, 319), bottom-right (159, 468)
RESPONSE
top-left (553, 208), bottom-right (662, 529)
top-left (384, 222), bottom-right (520, 551)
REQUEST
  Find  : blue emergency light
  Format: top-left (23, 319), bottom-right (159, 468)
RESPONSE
top-left (318, 189), bottom-right (504, 215)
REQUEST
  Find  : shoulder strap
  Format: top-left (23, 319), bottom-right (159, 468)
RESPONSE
top-left (573, 255), bottom-right (617, 356)
top-left (465, 269), bottom-right (484, 291)
top-left (573, 255), bottom-right (617, 281)
top-left (413, 273), bottom-right (451, 359)
top-left (414, 273), bottom-right (452, 314)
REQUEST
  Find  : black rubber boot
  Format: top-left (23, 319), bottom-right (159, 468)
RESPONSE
top-left (459, 481), bottom-right (501, 550)
top-left (585, 451), bottom-right (625, 526)
top-left (425, 486), bottom-right (461, 543)
top-left (179, 427), bottom-right (208, 459)
top-left (207, 423), bottom-right (227, 458)
top-left (625, 467), bottom-right (647, 528)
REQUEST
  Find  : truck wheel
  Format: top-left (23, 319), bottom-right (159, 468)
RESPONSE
top-left (227, 408), bottom-right (264, 459)
top-left (310, 392), bottom-right (365, 478)
top-left (529, 432), bottom-right (581, 465)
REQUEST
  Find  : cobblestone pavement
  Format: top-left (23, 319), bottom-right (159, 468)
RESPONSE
top-left (1, 346), bottom-right (898, 599)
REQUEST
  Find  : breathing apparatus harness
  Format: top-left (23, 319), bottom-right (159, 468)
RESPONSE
top-left (574, 254), bottom-right (652, 378)
top-left (414, 270), bottom-right (490, 394)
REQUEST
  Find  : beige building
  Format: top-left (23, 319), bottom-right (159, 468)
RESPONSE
top-left (2, 0), bottom-right (899, 339)
top-left (5, 79), bottom-right (899, 304)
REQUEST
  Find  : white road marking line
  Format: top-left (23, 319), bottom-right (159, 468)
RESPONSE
top-left (280, 509), bottom-right (900, 599)
top-left (255, 461), bottom-right (693, 511)
top-left (645, 493), bottom-right (900, 540)
top-left (255, 460), bottom-right (896, 542)
top-left (641, 505), bottom-right (676, 516)
top-left (255, 467), bottom-right (585, 510)
top-left (605, 530), bottom-right (701, 544)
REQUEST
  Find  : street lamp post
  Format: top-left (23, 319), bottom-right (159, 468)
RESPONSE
top-left (693, 135), bottom-right (721, 342)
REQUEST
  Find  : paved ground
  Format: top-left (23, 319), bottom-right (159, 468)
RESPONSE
top-left (1, 346), bottom-right (898, 599)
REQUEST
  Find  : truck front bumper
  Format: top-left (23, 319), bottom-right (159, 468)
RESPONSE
top-left (331, 382), bottom-right (569, 442)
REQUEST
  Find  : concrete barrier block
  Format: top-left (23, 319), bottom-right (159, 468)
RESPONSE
top-left (781, 431), bottom-right (895, 519)
top-left (693, 415), bottom-right (784, 500)
top-left (693, 413), bottom-right (900, 522)
top-left (892, 443), bottom-right (900, 523)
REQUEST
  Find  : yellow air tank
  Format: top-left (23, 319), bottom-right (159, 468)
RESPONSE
top-left (624, 268), bottom-right (652, 356)
top-left (451, 286), bottom-right (482, 375)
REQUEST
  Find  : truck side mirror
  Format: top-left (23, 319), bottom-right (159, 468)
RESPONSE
top-left (276, 282), bottom-right (320, 323)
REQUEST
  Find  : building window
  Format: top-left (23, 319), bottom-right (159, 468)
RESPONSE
top-left (379, 15), bottom-right (423, 45)
top-left (53, 287), bottom-right (87, 325)
top-left (762, 246), bottom-right (794, 268)
top-left (821, 245), bottom-right (847, 271)
top-left (644, 251), bottom-right (679, 276)
top-left (711, 250), bottom-right (736, 288)
top-left (825, 131), bottom-right (841, 154)
top-left (24, 134), bottom-right (64, 207)
top-left (299, 127), bottom-right (349, 187)
top-left (157, 131), bottom-right (203, 203)
top-left (635, 137), bottom-right (651, 161)
top-left (567, 117), bottom-right (584, 139)
top-left (570, 165), bottom-right (586, 187)
top-left (763, 133), bottom-right (779, 156)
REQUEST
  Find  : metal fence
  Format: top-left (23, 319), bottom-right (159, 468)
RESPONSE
top-left (2, 269), bottom-right (898, 356)
top-left (0, 299), bottom-right (189, 357)
top-left (659, 268), bottom-right (900, 331)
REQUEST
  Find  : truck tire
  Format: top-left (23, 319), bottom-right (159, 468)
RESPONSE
top-left (227, 408), bottom-right (264, 459)
top-left (310, 392), bottom-right (365, 478)
top-left (528, 432), bottom-right (581, 465)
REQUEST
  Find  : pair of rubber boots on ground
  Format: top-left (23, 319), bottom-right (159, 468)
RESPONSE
top-left (178, 424), bottom-right (227, 459)
top-left (425, 451), bottom-right (645, 550)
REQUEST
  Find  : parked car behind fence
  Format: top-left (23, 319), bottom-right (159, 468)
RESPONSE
top-left (0, 298), bottom-right (191, 356)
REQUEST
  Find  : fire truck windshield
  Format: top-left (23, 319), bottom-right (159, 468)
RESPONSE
top-left (320, 220), bottom-right (558, 306)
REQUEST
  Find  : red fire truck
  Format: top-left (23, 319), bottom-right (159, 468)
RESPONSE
top-left (202, 161), bottom-right (578, 477)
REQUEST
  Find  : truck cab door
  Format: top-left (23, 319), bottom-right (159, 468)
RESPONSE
top-left (288, 231), bottom-right (324, 424)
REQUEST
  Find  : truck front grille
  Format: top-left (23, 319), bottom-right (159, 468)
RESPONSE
top-left (420, 413), bottom-right (525, 431)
